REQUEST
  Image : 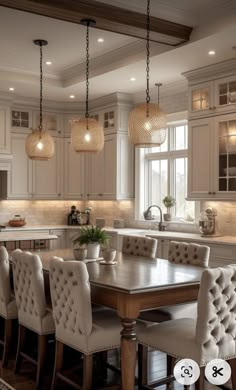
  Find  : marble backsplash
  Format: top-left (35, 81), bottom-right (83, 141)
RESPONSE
top-left (0, 200), bottom-right (135, 227)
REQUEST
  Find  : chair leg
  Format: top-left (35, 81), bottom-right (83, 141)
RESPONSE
top-left (2, 319), bottom-right (13, 368)
top-left (82, 354), bottom-right (93, 390)
top-left (229, 358), bottom-right (236, 390)
top-left (15, 324), bottom-right (27, 374)
top-left (138, 344), bottom-right (148, 387)
top-left (51, 340), bottom-right (64, 390)
top-left (36, 334), bottom-right (47, 390)
top-left (101, 350), bottom-right (108, 379)
top-left (195, 367), bottom-right (205, 390)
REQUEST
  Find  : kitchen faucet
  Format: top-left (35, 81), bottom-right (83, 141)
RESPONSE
top-left (143, 205), bottom-right (166, 231)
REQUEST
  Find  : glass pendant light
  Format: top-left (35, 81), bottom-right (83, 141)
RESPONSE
top-left (71, 19), bottom-right (104, 153)
top-left (128, 0), bottom-right (167, 147)
top-left (25, 39), bottom-right (54, 160)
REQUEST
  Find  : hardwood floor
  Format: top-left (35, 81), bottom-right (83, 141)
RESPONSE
top-left (0, 343), bottom-right (227, 390)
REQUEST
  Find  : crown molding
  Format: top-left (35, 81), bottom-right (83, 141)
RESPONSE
top-left (62, 40), bottom-right (169, 87)
top-left (133, 79), bottom-right (187, 104)
top-left (0, 91), bottom-right (133, 113)
top-left (0, 70), bottom-right (61, 87)
top-left (182, 57), bottom-right (236, 84)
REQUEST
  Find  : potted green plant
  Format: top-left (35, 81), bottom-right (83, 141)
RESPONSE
top-left (162, 195), bottom-right (176, 221)
top-left (73, 226), bottom-right (109, 259)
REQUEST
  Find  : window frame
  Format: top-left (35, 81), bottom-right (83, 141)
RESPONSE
top-left (135, 112), bottom-right (199, 222)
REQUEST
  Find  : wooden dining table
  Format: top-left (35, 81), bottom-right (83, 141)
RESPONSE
top-left (28, 248), bottom-right (203, 390)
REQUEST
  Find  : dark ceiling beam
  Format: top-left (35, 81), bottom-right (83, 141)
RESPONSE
top-left (0, 0), bottom-right (193, 46)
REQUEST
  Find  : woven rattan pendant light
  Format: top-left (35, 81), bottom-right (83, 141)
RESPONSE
top-left (128, 0), bottom-right (167, 147)
top-left (25, 40), bottom-right (54, 160)
top-left (71, 19), bottom-right (104, 153)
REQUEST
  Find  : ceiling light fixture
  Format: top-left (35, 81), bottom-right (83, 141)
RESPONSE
top-left (128, 0), bottom-right (167, 147)
top-left (71, 19), bottom-right (104, 153)
top-left (130, 77), bottom-right (136, 82)
top-left (97, 38), bottom-right (104, 43)
top-left (45, 61), bottom-right (52, 65)
top-left (70, 95), bottom-right (75, 99)
top-left (208, 50), bottom-right (215, 56)
top-left (9, 87), bottom-right (15, 91)
top-left (25, 39), bottom-right (54, 160)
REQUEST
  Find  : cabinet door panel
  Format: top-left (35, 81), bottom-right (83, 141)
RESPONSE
top-left (33, 138), bottom-right (62, 199)
top-left (117, 134), bottom-right (134, 199)
top-left (188, 118), bottom-right (213, 199)
top-left (87, 135), bottom-right (116, 199)
top-left (64, 139), bottom-right (85, 199)
top-left (0, 107), bottom-right (10, 154)
top-left (8, 134), bottom-right (32, 199)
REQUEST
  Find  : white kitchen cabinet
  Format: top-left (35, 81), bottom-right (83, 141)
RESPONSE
top-left (33, 111), bottom-right (62, 136)
top-left (188, 113), bottom-right (236, 200)
top-left (0, 106), bottom-right (11, 155)
top-left (11, 109), bottom-right (32, 132)
top-left (8, 133), bottom-right (62, 199)
top-left (8, 133), bottom-right (33, 199)
top-left (86, 135), bottom-right (116, 200)
top-left (63, 138), bottom-right (85, 200)
top-left (187, 74), bottom-right (236, 119)
top-left (49, 229), bottom-right (66, 249)
top-left (32, 137), bottom-right (63, 199)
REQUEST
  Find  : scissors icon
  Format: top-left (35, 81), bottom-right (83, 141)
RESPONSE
top-left (212, 366), bottom-right (224, 377)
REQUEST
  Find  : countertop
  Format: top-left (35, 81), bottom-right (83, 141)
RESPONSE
top-left (0, 232), bottom-right (57, 241)
top-left (1, 224), bottom-right (236, 246)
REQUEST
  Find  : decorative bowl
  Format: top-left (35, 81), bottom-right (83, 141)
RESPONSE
top-left (8, 220), bottom-right (26, 227)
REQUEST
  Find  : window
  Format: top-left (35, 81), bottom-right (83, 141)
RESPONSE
top-left (136, 120), bottom-right (197, 221)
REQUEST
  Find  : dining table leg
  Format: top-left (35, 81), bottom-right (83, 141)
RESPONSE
top-left (121, 318), bottom-right (137, 390)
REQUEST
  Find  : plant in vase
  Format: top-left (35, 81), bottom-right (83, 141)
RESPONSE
top-left (73, 226), bottom-right (109, 259)
top-left (162, 195), bottom-right (176, 221)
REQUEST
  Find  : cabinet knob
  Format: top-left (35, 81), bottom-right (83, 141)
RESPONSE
top-left (212, 191), bottom-right (216, 195)
top-left (81, 193), bottom-right (83, 196)
top-left (208, 191), bottom-right (212, 195)
top-left (58, 193), bottom-right (61, 197)
top-left (98, 193), bottom-right (103, 196)
top-left (87, 194), bottom-right (90, 197)
top-left (213, 106), bottom-right (216, 110)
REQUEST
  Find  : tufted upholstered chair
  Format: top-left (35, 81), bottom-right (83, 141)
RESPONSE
top-left (12, 249), bottom-right (55, 389)
top-left (49, 256), bottom-right (122, 390)
top-left (122, 235), bottom-right (157, 259)
top-left (0, 246), bottom-right (18, 367)
top-left (140, 241), bottom-right (210, 322)
top-left (138, 265), bottom-right (236, 389)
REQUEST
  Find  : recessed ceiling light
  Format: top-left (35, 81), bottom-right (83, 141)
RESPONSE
top-left (130, 77), bottom-right (136, 82)
top-left (69, 95), bottom-right (75, 99)
top-left (97, 38), bottom-right (104, 43)
top-left (9, 87), bottom-right (15, 91)
top-left (45, 61), bottom-right (52, 65)
top-left (208, 50), bottom-right (215, 56)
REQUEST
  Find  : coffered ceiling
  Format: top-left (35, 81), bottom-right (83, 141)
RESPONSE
top-left (0, 0), bottom-right (235, 103)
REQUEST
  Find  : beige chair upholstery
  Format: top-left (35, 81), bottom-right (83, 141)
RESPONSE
top-left (168, 241), bottom-right (210, 267)
top-left (12, 249), bottom-right (54, 335)
top-left (140, 241), bottom-right (210, 322)
top-left (122, 235), bottom-right (157, 259)
top-left (137, 265), bottom-right (236, 388)
top-left (0, 246), bottom-right (17, 320)
top-left (12, 249), bottom-right (55, 389)
top-left (0, 246), bottom-right (18, 368)
top-left (49, 256), bottom-right (122, 389)
top-left (50, 256), bottom-right (121, 354)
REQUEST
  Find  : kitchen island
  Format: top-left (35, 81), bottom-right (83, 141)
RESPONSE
top-left (0, 231), bottom-right (57, 250)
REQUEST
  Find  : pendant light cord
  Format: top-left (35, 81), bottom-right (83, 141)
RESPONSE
top-left (146, 0), bottom-right (150, 118)
top-left (39, 42), bottom-right (43, 132)
top-left (85, 21), bottom-right (90, 123)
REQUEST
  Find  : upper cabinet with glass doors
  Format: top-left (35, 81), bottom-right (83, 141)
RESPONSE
top-left (189, 76), bottom-right (236, 118)
top-left (184, 59), bottom-right (236, 119)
